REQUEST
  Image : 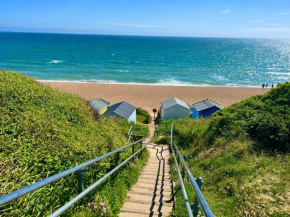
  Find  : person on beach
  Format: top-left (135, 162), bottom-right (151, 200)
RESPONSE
top-left (262, 83), bottom-right (265, 88)
top-left (272, 84), bottom-right (274, 88)
top-left (266, 83), bottom-right (268, 88)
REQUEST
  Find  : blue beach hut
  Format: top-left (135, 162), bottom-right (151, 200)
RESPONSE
top-left (104, 101), bottom-right (137, 123)
top-left (192, 99), bottom-right (223, 119)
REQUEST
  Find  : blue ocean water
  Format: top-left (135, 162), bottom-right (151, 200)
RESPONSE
top-left (0, 32), bottom-right (289, 87)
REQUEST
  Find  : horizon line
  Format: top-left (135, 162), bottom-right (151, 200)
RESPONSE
top-left (0, 30), bottom-right (288, 40)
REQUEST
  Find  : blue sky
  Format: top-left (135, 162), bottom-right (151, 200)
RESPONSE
top-left (1, 0), bottom-right (290, 38)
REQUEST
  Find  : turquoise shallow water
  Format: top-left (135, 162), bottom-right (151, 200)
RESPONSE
top-left (0, 32), bottom-right (289, 86)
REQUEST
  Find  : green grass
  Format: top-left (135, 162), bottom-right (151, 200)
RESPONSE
top-left (0, 71), bottom-right (149, 216)
top-left (136, 108), bottom-right (152, 124)
top-left (155, 82), bottom-right (290, 217)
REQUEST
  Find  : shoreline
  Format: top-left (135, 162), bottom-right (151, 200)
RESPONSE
top-left (38, 79), bottom-right (263, 88)
top-left (41, 81), bottom-right (270, 116)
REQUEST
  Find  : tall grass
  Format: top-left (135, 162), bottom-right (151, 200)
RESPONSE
top-left (0, 71), bottom-right (149, 216)
top-left (155, 82), bottom-right (290, 216)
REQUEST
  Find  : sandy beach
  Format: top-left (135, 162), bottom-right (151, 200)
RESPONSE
top-left (42, 82), bottom-right (270, 116)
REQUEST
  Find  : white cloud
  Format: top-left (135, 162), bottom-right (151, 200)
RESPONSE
top-left (112, 23), bottom-right (177, 28)
top-left (249, 20), bottom-right (265, 24)
top-left (275, 12), bottom-right (290, 16)
top-left (242, 27), bottom-right (290, 32)
top-left (223, 9), bottom-right (230, 14)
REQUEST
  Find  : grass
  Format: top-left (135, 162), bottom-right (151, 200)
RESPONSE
top-left (154, 82), bottom-right (290, 217)
top-left (136, 108), bottom-right (152, 124)
top-left (0, 71), bottom-right (149, 216)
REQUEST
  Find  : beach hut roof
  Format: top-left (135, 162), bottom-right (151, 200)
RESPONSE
top-left (99, 98), bottom-right (111, 106)
top-left (192, 99), bottom-right (223, 111)
top-left (104, 101), bottom-right (136, 119)
top-left (162, 97), bottom-right (190, 110)
top-left (89, 98), bottom-right (109, 113)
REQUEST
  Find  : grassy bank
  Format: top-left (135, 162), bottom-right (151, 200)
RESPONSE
top-left (157, 82), bottom-right (290, 216)
top-left (0, 71), bottom-right (149, 216)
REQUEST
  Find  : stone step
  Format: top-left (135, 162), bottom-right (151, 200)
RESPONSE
top-left (136, 182), bottom-right (172, 190)
top-left (122, 202), bottom-right (172, 215)
top-left (139, 175), bottom-right (171, 180)
top-left (137, 178), bottom-right (172, 185)
top-left (128, 192), bottom-right (172, 202)
top-left (139, 176), bottom-right (171, 181)
top-left (142, 168), bottom-right (170, 172)
top-left (120, 207), bottom-right (167, 216)
top-left (140, 172), bottom-right (171, 177)
top-left (134, 184), bottom-right (172, 191)
top-left (125, 198), bottom-right (173, 207)
top-left (130, 189), bottom-right (171, 196)
top-left (118, 212), bottom-right (153, 217)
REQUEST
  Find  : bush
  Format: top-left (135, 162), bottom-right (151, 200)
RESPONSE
top-left (136, 108), bottom-right (152, 124)
top-left (168, 82), bottom-right (290, 217)
top-left (0, 71), bottom-right (149, 216)
top-left (206, 82), bottom-right (290, 152)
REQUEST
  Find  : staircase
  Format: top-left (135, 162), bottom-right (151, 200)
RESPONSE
top-left (119, 143), bottom-right (173, 217)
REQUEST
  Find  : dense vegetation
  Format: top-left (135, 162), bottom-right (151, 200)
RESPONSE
top-left (157, 82), bottom-right (290, 217)
top-left (0, 71), bottom-right (149, 216)
top-left (136, 107), bottom-right (152, 124)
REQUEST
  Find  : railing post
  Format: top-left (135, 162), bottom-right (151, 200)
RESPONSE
top-left (182, 155), bottom-right (187, 179)
top-left (77, 166), bottom-right (91, 194)
top-left (192, 176), bottom-right (203, 217)
top-left (177, 146), bottom-right (181, 165)
top-left (115, 151), bottom-right (121, 165)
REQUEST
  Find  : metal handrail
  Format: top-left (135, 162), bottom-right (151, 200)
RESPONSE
top-left (50, 142), bottom-right (147, 217)
top-left (0, 138), bottom-right (145, 209)
top-left (170, 139), bottom-right (193, 217)
top-left (168, 123), bottom-right (214, 217)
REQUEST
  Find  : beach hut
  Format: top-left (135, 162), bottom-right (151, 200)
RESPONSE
top-left (192, 99), bottom-right (223, 119)
top-left (161, 97), bottom-right (191, 120)
top-left (89, 98), bottom-right (110, 115)
top-left (104, 101), bottom-right (136, 123)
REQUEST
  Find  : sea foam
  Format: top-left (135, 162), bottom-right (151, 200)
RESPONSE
top-left (47, 60), bottom-right (63, 64)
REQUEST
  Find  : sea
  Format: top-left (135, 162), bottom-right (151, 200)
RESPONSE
top-left (0, 32), bottom-right (289, 87)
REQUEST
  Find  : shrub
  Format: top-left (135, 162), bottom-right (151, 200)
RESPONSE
top-left (206, 82), bottom-right (290, 152)
top-left (136, 108), bottom-right (152, 124)
top-left (0, 71), bottom-right (149, 216)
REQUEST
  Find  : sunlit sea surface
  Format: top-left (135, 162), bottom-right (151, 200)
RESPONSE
top-left (0, 32), bottom-right (289, 87)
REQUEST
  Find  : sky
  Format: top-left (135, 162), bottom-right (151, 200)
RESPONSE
top-left (1, 0), bottom-right (290, 39)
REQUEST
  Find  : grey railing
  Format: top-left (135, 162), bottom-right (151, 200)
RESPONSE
top-left (0, 137), bottom-right (148, 216)
top-left (157, 122), bottom-right (214, 217)
top-left (127, 126), bottom-right (147, 141)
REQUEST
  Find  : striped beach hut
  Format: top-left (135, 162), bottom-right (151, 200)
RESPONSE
top-left (161, 97), bottom-right (191, 120)
top-left (89, 98), bottom-right (110, 115)
top-left (192, 99), bottom-right (223, 119)
top-left (104, 101), bottom-right (137, 123)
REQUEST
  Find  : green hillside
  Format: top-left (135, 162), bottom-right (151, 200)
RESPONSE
top-left (166, 82), bottom-right (290, 216)
top-left (0, 71), bottom-right (149, 216)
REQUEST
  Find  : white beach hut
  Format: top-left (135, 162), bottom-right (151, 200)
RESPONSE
top-left (161, 97), bottom-right (190, 120)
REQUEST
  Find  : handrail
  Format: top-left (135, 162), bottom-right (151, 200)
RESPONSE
top-left (167, 122), bottom-right (214, 217)
top-left (0, 138), bottom-right (145, 209)
top-left (172, 140), bottom-right (215, 217)
top-left (127, 126), bottom-right (147, 141)
top-left (50, 142), bottom-right (147, 217)
top-left (170, 137), bottom-right (193, 217)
